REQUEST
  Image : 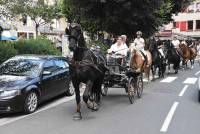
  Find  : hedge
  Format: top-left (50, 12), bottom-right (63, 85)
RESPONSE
top-left (0, 37), bottom-right (61, 64)
top-left (0, 44), bottom-right (17, 63)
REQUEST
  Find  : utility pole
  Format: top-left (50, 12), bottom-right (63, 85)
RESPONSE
top-left (0, 26), bottom-right (3, 40)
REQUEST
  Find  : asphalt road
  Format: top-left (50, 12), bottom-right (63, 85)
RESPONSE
top-left (0, 63), bottom-right (200, 134)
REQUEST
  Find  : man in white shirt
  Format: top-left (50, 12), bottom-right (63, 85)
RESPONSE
top-left (172, 35), bottom-right (180, 49)
top-left (172, 35), bottom-right (182, 57)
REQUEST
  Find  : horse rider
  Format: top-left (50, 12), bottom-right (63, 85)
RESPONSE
top-left (107, 36), bottom-right (128, 65)
top-left (129, 31), bottom-right (148, 66)
top-left (186, 36), bottom-right (194, 48)
top-left (181, 37), bottom-right (187, 45)
top-left (172, 35), bottom-right (183, 57)
top-left (154, 35), bottom-right (165, 59)
top-left (95, 45), bottom-right (107, 64)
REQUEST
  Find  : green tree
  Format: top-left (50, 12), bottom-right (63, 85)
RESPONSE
top-left (61, 0), bottom-right (192, 38)
top-left (5, 0), bottom-right (62, 36)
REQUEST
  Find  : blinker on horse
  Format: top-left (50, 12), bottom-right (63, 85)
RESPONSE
top-left (67, 23), bottom-right (107, 120)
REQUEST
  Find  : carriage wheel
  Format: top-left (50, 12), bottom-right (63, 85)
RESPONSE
top-left (136, 74), bottom-right (143, 98)
top-left (101, 84), bottom-right (108, 96)
top-left (128, 77), bottom-right (135, 104)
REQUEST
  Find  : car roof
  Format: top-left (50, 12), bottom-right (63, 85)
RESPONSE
top-left (13, 54), bottom-right (67, 61)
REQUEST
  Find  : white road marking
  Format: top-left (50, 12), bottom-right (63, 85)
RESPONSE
top-left (195, 71), bottom-right (200, 76)
top-left (183, 78), bottom-right (198, 84)
top-left (0, 94), bottom-right (78, 127)
top-left (178, 85), bottom-right (189, 97)
top-left (160, 77), bottom-right (177, 83)
top-left (160, 102), bottom-right (179, 133)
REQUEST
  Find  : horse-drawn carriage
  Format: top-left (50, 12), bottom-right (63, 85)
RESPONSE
top-left (101, 53), bottom-right (144, 104)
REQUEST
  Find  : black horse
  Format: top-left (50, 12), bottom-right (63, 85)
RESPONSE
top-left (67, 23), bottom-right (107, 120)
top-left (164, 40), bottom-right (180, 74)
top-left (149, 40), bottom-right (166, 79)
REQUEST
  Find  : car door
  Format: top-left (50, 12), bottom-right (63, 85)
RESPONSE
top-left (52, 59), bottom-right (69, 95)
top-left (40, 60), bottom-right (57, 101)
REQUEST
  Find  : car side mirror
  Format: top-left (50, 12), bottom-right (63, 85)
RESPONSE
top-left (42, 71), bottom-right (52, 76)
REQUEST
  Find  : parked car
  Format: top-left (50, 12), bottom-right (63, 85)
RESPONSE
top-left (0, 55), bottom-right (74, 114)
top-left (198, 77), bottom-right (200, 102)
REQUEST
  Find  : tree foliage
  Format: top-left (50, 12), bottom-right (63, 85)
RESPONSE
top-left (1, 0), bottom-right (62, 36)
top-left (62, 0), bottom-right (192, 38)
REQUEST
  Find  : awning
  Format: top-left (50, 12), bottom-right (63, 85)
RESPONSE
top-left (0, 30), bottom-right (17, 40)
top-left (0, 36), bottom-right (17, 40)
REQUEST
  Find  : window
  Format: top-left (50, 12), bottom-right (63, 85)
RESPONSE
top-left (196, 20), bottom-right (200, 29)
top-left (54, 60), bottom-right (66, 70)
top-left (196, 2), bottom-right (200, 12)
top-left (18, 32), bottom-right (27, 39)
top-left (187, 21), bottom-right (193, 30)
top-left (173, 22), bottom-right (176, 28)
top-left (43, 60), bottom-right (55, 72)
top-left (28, 33), bottom-right (34, 39)
top-left (188, 4), bottom-right (194, 13)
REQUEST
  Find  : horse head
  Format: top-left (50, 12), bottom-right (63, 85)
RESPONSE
top-left (66, 23), bottom-right (86, 52)
top-left (129, 44), bottom-right (144, 71)
top-left (179, 42), bottom-right (187, 50)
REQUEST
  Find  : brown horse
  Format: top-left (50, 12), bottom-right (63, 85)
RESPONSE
top-left (129, 47), bottom-right (152, 82)
top-left (179, 42), bottom-right (197, 69)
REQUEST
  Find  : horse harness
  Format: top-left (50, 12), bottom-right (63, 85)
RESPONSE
top-left (71, 50), bottom-right (104, 74)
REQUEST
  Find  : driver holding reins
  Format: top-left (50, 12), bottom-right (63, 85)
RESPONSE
top-left (107, 36), bottom-right (128, 65)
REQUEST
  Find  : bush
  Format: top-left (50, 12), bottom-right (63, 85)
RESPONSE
top-left (87, 40), bottom-right (110, 55)
top-left (0, 43), bottom-right (17, 64)
top-left (13, 37), bottom-right (61, 55)
top-left (0, 37), bottom-right (61, 64)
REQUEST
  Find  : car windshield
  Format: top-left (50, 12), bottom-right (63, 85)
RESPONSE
top-left (0, 57), bottom-right (43, 77)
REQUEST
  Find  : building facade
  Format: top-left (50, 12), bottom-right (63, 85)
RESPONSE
top-left (157, 0), bottom-right (200, 40)
top-left (0, 0), bottom-right (68, 40)
top-left (172, 0), bottom-right (200, 38)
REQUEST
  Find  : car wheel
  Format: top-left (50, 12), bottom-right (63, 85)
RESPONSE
top-left (66, 80), bottom-right (74, 96)
top-left (24, 91), bottom-right (38, 114)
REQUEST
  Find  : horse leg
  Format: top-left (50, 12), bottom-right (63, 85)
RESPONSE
top-left (83, 80), bottom-right (93, 103)
top-left (146, 67), bottom-right (151, 83)
top-left (73, 82), bottom-right (82, 120)
top-left (190, 59), bottom-right (194, 69)
top-left (90, 81), bottom-right (102, 111)
top-left (83, 80), bottom-right (98, 110)
top-left (168, 64), bottom-right (170, 74)
top-left (151, 65), bottom-right (155, 81)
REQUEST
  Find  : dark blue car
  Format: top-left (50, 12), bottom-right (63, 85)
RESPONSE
top-left (0, 55), bottom-right (74, 114)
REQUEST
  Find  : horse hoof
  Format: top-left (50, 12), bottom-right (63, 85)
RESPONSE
top-left (73, 112), bottom-right (82, 120)
top-left (91, 105), bottom-right (99, 111)
top-left (87, 101), bottom-right (99, 111)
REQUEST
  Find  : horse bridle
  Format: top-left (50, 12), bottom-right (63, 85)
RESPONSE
top-left (69, 24), bottom-right (86, 49)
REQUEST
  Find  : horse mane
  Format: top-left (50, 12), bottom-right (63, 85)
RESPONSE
top-left (73, 31), bottom-right (87, 61)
